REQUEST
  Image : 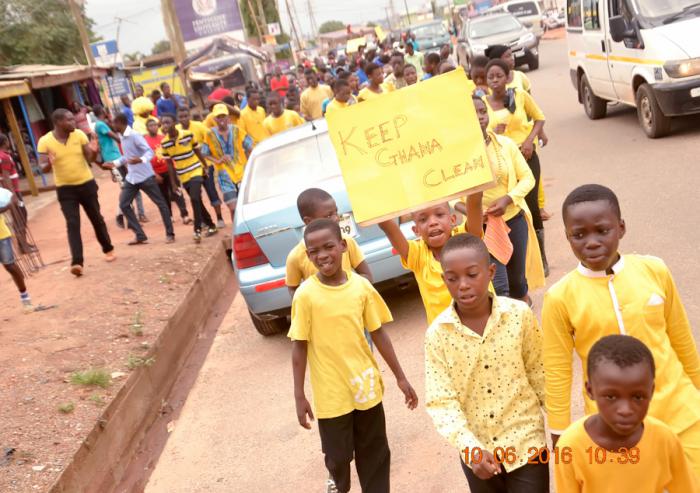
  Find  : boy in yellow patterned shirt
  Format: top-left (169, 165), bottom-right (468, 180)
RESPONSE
top-left (289, 219), bottom-right (417, 493)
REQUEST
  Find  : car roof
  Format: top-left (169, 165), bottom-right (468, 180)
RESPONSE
top-left (468, 12), bottom-right (518, 24)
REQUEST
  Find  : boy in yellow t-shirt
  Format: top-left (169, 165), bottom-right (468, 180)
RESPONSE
top-left (262, 92), bottom-right (305, 136)
top-left (289, 219), bottom-right (417, 493)
top-left (324, 79), bottom-right (356, 116)
top-left (544, 184), bottom-right (700, 476)
top-left (286, 188), bottom-right (372, 298)
top-left (555, 335), bottom-right (699, 493)
top-left (238, 88), bottom-right (270, 145)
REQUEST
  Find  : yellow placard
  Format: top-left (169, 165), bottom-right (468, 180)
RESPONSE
top-left (375, 25), bottom-right (387, 42)
top-left (326, 67), bottom-right (493, 226)
top-left (131, 64), bottom-right (185, 97)
top-left (345, 37), bottom-right (367, 54)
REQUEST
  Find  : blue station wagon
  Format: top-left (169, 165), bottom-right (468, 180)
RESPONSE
top-left (232, 119), bottom-right (416, 335)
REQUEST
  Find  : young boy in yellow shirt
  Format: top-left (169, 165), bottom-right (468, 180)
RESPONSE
top-left (286, 188), bottom-right (372, 298)
top-left (425, 233), bottom-right (548, 492)
top-left (0, 189), bottom-right (33, 312)
top-left (289, 219), bottom-right (417, 493)
top-left (379, 199), bottom-right (482, 324)
top-left (555, 334), bottom-right (699, 493)
top-left (543, 184), bottom-right (700, 475)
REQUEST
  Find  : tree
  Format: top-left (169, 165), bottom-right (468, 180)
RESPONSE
top-left (318, 20), bottom-right (345, 34)
top-left (0, 0), bottom-right (99, 65)
top-left (151, 40), bottom-right (171, 55)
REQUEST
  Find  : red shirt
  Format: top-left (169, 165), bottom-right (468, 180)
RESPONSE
top-left (143, 134), bottom-right (169, 174)
top-left (0, 150), bottom-right (20, 192)
top-left (270, 75), bottom-right (289, 97)
top-left (208, 87), bottom-right (232, 101)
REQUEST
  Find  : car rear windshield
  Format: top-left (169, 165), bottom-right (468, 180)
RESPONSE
top-left (412, 23), bottom-right (448, 40)
top-left (470, 16), bottom-right (522, 38)
top-left (507, 2), bottom-right (539, 16)
top-left (243, 135), bottom-right (341, 204)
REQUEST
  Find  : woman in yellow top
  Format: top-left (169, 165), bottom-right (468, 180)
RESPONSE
top-left (484, 58), bottom-right (549, 276)
top-left (456, 96), bottom-right (544, 303)
top-left (357, 63), bottom-right (395, 102)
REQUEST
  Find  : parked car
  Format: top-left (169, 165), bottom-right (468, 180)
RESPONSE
top-left (486, 0), bottom-right (545, 37)
top-left (410, 20), bottom-right (452, 53)
top-left (543, 9), bottom-right (566, 30)
top-left (231, 119), bottom-right (416, 335)
top-left (457, 13), bottom-right (540, 69)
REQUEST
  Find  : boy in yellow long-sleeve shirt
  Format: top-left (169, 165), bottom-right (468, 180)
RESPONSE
top-left (543, 184), bottom-right (700, 476)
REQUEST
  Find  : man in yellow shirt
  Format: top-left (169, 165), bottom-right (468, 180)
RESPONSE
top-left (38, 108), bottom-right (115, 277)
top-left (289, 218), bottom-right (417, 493)
top-left (300, 69), bottom-right (333, 121)
top-left (426, 233), bottom-right (548, 491)
top-left (238, 89), bottom-right (270, 145)
top-left (543, 184), bottom-right (700, 476)
top-left (555, 335), bottom-right (699, 493)
top-left (262, 92), bottom-right (305, 136)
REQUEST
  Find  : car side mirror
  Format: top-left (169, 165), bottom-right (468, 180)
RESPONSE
top-left (609, 15), bottom-right (635, 43)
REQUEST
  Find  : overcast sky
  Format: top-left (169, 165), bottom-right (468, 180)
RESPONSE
top-left (86, 0), bottom-right (432, 55)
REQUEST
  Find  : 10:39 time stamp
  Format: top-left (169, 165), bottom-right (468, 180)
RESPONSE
top-left (464, 446), bottom-right (640, 465)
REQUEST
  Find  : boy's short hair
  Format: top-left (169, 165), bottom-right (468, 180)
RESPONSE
top-left (333, 78), bottom-right (350, 92)
top-left (471, 55), bottom-right (489, 69)
top-left (365, 62), bottom-right (381, 77)
top-left (297, 188), bottom-right (333, 218)
top-left (404, 63), bottom-right (416, 72)
top-left (562, 184), bottom-right (622, 220)
top-left (160, 113), bottom-right (176, 123)
top-left (441, 233), bottom-right (490, 265)
top-left (304, 218), bottom-right (342, 242)
top-left (426, 52), bottom-right (441, 65)
top-left (113, 113), bottom-right (129, 125)
top-left (587, 334), bottom-right (656, 380)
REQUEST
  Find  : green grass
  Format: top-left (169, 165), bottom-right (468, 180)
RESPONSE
top-left (69, 369), bottom-right (111, 388)
top-left (126, 355), bottom-right (155, 370)
top-left (88, 394), bottom-right (105, 406)
top-left (58, 402), bottom-right (75, 414)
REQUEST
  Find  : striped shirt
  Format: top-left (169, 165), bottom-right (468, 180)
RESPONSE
top-left (161, 129), bottom-right (203, 184)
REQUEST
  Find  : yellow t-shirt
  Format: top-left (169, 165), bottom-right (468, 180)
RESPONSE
top-left (37, 130), bottom-right (93, 187)
top-left (160, 129), bottom-right (203, 184)
top-left (325, 98), bottom-right (356, 116)
top-left (238, 105), bottom-right (270, 144)
top-left (357, 84), bottom-right (395, 102)
top-left (288, 272), bottom-right (393, 419)
top-left (262, 110), bottom-right (305, 136)
top-left (300, 85), bottom-right (334, 120)
top-left (177, 120), bottom-right (210, 146)
top-left (401, 239), bottom-right (453, 325)
top-left (0, 214), bottom-right (11, 240)
top-left (507, 70), bottom-right (532, 93)
top-left (555, 416), bottom-right (699, 493)
top-left (285, 236), bottom-right (365, 288)
top-left (485, 90), bottom-right (545, 146)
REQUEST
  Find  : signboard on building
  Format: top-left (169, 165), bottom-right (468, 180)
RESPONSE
top-left (106, 75), bottom-right (131, 97)
top-left (267, 22), bottom-right (281, 35)
top-left (173, 0), bottom-right (245, 50)
top-left (131, 64), bottom-right (186, 97)
top-left (90, 40), bottom-right (123, 68)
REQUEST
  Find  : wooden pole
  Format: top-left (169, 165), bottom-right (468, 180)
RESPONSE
top-left (2, 99), bottom-right (38, 196)
top-left (68, 0), bottom-right (96, 67)
top-left (160, 0), bottom-right (190, 98)
top-left (246, 0), bottom-right (265, 45)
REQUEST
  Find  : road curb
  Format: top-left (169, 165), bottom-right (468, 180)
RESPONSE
top-left (48, 240), bottom-right (233, 493)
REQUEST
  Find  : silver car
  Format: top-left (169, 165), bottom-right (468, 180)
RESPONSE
top-left (457, 13), bottom-right (540, 70)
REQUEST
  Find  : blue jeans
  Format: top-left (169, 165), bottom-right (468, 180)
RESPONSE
top-left (490, 212), bottom-right (529, 299)
top-left (0, 237), bottom-right (15, 265)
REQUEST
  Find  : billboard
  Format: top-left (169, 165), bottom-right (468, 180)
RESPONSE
top-left (90, 40), bottom-right (123, 68)
top-left (173, 0), bottom-right (245, 48)
top-left (131, 64), bottom-right (186, 97)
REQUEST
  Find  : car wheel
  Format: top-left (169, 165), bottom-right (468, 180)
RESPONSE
top-left (528, 52), bottom-right (540, 70)
top-left (635, 83), bottom-right (672, 139)
top-left (580, 74), bottom-right (607, 120)
top-left (249, 309), bottom-right (289, 336)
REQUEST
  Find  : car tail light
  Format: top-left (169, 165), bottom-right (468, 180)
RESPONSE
top-left (233, 233), bottom-right (269, 269)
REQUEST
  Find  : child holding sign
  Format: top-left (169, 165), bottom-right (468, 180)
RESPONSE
top-left (290, 219), bottom-right (418, 493)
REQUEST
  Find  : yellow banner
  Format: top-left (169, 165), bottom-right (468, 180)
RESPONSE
top-left (345, 37), bottom-right (367, 54)
top-left (375, 25), bottom-right (387, 42)
top-left (131, 64), bottom-right (185, 97)
top-left (326, 68), bottom-right (493, 226)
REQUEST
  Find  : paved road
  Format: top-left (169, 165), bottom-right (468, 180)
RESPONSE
top-left (145, 38), bottom-right (700, 492)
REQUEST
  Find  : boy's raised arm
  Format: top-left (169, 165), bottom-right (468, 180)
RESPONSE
top-left (378, 219), bottom-right (409, 260)
top-left (370, 327), bottom-right (417, 409)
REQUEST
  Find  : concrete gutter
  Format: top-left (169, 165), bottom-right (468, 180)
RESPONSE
top-left (49, 241), bottom-right (233, 493)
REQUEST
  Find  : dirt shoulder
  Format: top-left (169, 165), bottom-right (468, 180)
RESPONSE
top-left (0, 170), bottom-right (225, 492)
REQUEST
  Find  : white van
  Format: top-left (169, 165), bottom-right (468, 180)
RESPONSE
top-left (566, 0), bottom-right (700, 138)
top-left (487, 0), bottom-right (545, 38)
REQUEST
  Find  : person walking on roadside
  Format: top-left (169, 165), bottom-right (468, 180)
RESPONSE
top-left (160, 114), bottom-right (218, 244)
top-left (38, 108), bottom-right (116, 277)
top-left (109, 114), bottom-right (175, 245)
top-left (143, 118), bottom-right (191, 225)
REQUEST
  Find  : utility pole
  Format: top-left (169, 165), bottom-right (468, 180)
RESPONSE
top-left (67, 0), bottom-right (96, 66)
top-left (285, 0), bottom-right (303, 55)
top-left (307, 0), bottom-right (318, 38)
top-left (246, 0), bottom-right (265, 44)
top-left (403, 0), bottom-right (411, 27)
top-left (255, 0), bottom-right (269, 34)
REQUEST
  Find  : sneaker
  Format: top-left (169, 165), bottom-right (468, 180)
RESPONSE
top-left (139, 214), bottom-right (149, 223)
top-left (326, 476), bottom-right (338, 493)
top-left (22, 300), bottom-right (34, 314)
top-left (204, 226), bottom-right (218, 237)
top-left (116, 215), bottom-right (125, 229)
top-left (193, 232), bottom-right (202, 244)
top-left (104, 251), bottom-right (117, 262)
top-left (216, 218), bottom-right (225, 229)
top-left (166, 235), bottom-right (175, 244)
top-left (70, 264), bottom-right (83, 277)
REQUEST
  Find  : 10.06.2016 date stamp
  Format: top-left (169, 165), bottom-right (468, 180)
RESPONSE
top-left (464, 446), bottom-right (640, 466)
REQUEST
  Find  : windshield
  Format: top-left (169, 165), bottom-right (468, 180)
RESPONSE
top-left (470, 16), bottom-right (522, 38)
top-left (244, 135), bottom-right (340, 204)
top-left (635, 0), bottom-right (700, 19)
top-left (412, 23), bottom-right (448, 40)
top-left (507, 2), bottom-right (539, 16)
